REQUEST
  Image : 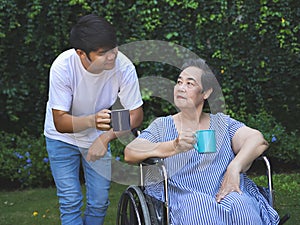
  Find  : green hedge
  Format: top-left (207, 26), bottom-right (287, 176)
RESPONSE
top-left (1, 0), bottom-right (299, 134)
top-left (0, 111), bottom-right (299, 189)
top-left (0, 0), bottom-right (299, 187)
top-left (241, 110), bottom-right (300, 163)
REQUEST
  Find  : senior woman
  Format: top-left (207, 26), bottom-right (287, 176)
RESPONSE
top-left (124, 58), bottom-right (280, 225)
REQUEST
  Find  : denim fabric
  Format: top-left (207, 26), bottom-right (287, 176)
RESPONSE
top-left (46, 137), bottom-right (111, 225)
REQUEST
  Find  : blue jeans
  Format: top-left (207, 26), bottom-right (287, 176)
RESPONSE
top-left (46, 137), bottom-right (111, 225)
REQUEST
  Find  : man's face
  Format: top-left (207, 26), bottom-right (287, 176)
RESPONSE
top-left (82, 47), bottom-right (118, 74)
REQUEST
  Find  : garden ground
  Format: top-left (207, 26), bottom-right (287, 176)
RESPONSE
top-left (0, 173), bottom-right (299, 225)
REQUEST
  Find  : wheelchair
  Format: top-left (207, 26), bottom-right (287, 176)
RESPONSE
top-left (116, 156), bottom-right (290, 225)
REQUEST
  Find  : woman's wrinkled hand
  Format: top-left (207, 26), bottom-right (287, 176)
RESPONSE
top-left (216, 166), bottom-right (242, 203)
top-left (173, 130), bottom-right (196, 153)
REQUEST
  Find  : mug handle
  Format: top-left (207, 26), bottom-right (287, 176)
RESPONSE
top-left (193, 133), bottom-right (198, 151)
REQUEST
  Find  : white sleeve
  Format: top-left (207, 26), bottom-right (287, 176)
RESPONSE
top-left (48, 61), bottom-right (73, 112)
top-left (118, 65), bottom-right (143, 110)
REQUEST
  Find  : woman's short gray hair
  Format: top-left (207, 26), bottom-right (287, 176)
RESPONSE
top-left (181, 58), bottom-right (225, 112)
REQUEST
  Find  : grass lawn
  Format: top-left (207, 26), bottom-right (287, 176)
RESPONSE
top-left (1, 174), bottom-right (299, 225)
top-left (0, 182), bottom-right (127, 225)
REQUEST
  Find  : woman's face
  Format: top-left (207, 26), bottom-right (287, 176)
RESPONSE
top-left (174, 66), bottom-right (206, 110)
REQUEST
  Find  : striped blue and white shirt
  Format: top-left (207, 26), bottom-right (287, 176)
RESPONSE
top-left (139, 113), bottom-right (280, 225)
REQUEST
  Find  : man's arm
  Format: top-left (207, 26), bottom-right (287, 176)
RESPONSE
top-left (100, 106), bottom-right (144, 144)
top-left (129, 106), bottom-right (143, 130)
top-left (86, 106), bottom-right (143, 162)
top-left (52, 108), bottom-right (111, 133)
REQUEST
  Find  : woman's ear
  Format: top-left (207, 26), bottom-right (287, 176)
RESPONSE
top-left (203, 88), bottom-right (213, 100)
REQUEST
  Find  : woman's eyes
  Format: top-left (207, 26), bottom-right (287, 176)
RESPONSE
top-left (187, 82), bottom-right (195, 87)
top-left (176, 80), bottom-right (196, 88)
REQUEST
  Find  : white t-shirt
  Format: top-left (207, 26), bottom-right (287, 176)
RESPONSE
top-left (44, 49), bottom-right (143, 148)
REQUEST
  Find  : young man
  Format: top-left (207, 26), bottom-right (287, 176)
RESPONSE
top-left (44, 14), bottom-right (143, 225)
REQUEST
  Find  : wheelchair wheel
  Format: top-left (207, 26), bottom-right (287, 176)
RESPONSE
top-left (116, 185), bottom-right (151, 225)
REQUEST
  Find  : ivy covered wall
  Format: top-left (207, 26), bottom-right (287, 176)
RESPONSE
top-left (0, 0), bottom-right (299, 187)
top-left (0, 0), bottom-right (299, 134)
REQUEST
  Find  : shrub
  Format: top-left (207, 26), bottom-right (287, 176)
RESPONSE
top-left (243, 110), bottom-right (300, 164)
top-left (0, 131), bottom-right (53, 188)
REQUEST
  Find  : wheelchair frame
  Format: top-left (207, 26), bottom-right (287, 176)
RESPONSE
top-left (116, 156), bottom-right (290, 225)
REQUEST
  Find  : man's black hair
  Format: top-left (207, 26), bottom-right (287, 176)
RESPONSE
top-left (70, 14), bottom-right (117, 54)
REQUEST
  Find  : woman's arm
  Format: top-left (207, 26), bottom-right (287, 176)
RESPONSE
top-left (124, 130), bottom-right (195, 164)
top-left (216, 126), bottom-right (269, 202)
top-left (230, 126), bottom-right (269, 173)
top-left (124, 138), bottom-right (175, 163)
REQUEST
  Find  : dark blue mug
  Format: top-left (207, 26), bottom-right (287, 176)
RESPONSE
top-left (110, 109), bottom-right (131, 131)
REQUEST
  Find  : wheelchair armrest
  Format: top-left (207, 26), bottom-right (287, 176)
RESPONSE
top-left (141, 157), bottom-right (164, 166)
top-left (255, 156), bottom-right (290, 224)
top-left (255, 155), bottom-right (274, 207)
top-left (133, 130), bottom-right (164, 166)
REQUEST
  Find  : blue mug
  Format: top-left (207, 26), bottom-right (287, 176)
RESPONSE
top-left (194, 130), bottom-right (216, 153)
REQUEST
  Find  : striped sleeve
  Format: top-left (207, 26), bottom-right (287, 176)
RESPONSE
top-left (228, 116), bottom-right (245, 140)
top-left (138, 117), bottom-right (164, 143)
top-left (139, 116), bottom-right (177, 143)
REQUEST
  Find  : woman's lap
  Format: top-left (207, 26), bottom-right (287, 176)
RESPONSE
top-left (171, 191), bottom-right (263, 225)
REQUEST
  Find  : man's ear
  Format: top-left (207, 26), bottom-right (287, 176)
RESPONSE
top-left (76, 49), bottom-right (85, 57)
top-left (203, 88), bottom-right (213, 100)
